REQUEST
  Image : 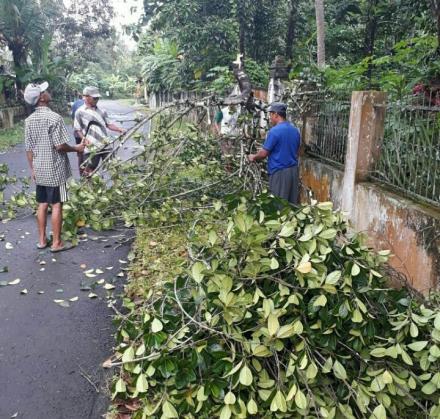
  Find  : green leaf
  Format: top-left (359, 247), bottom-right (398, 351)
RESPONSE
top-left (286, 384), bottom-right (297, 401)
top-left (225, 360), bottom-right (243, 377)
top-left (421, 382), bottom-right (437, 395)
top-left (247, 398), bottom-right (258, 414)
top-left (296, 261), bottom-right (312, 274)
top-left (313, 294), bottom-right (327, 307)
top-left (429, 345), bottom-right (440, 358)
top-left (306, 362), bottom-right (318, 380)
top-left (319, 229), bottom-right (337, 240)
top-left (407, 341), bottom-right (428, 352)
top-left (197, 386), bottom-right (208, 402)
top-left (268, 313), bottom-right (280, 336)
top-left (279, 222), bottom-right (296, 237)
top-left (252, 345), bottom-right (271, 357)
top-left (122, 346), bottom-right (135, 363)
top-left (277, 324), bottom-right (296, 339)
top-left (162, 400), bottom-right (178, 418)
top-left (224, 391), bottom-right (236, 405)
top-left (219, 405), bottom-right (231, 419)
top-left (191, 262), bottom-right (205, 283)
top-left (317, 201), bottom-right (333, 211)
top-left (370, 348), bottom-right (386, 358)
top-left (333, 360), bottom-right (347, 380)
top-left (115, 378), bottom-right (126, 393)
top-left (351, 263), bottom-right (360, 276)
top-left (151, 318), bottom-right (163, 333)
top-left (294, 389), bottom-right (307, 409)
top-left (325, 270), bottom-right (341, 285)
top-left (270, 257), bottom-right (279, 270)
top-left (239, 364), bottom-right (253, 386)
top-left (271, 390), bottom-right (287, 413)
top-left (382, 371), bottom-right (393, 384)
top-left (371, 404), bottom-right (387, 419)
top-left (351, 309), bottom-right (363, 323)
top-left (410, 322), bottom-right (419, 338)
top-left (136, 374), bottom-right (149, 392)
top-left (371, 375), bottom-right (386, 392)
top-left (322, 357), bottom-right (333, 373)
top-left (434, 313), bottom-right (440, 331)
top-left (208, 230), bottom-right (218, 246)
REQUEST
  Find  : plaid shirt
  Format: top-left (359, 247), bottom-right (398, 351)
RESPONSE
top-left (74, 105), bottom-right (109, 153)
top-left (25, 107), bottom-right (72, 187)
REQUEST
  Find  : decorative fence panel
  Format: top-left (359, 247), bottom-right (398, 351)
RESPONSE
top-left (370, 94), bottom-right (440, 207)
top-left (287, 91), bottom-right (351, 167)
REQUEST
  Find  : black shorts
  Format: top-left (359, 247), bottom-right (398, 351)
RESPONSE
top-left (84, 148), bottom-right (111, 171)
top-left (36, 184), bottom-right (68, 204)
top-left (74, 133), bottom-right (83, 145)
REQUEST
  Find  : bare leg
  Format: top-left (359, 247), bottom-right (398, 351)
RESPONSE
top-left (51, 202), bottom-right (63, 249)
top-left (37, 203), bottom-right (49, 247)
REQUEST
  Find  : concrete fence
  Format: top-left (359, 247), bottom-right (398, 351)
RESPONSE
top-left (300, 91), bottom-right (440, 294)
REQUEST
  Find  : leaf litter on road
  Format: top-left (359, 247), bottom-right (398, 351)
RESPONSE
top-left (8, 278), bottom-right (20, 285)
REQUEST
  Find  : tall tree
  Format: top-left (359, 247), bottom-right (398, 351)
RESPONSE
top-left (429, 0), bottom-right (440, 53)
top-left (53, 0), bottom-right (114, 76)
top-left (285, 0), bottom-right (298, 62)
top-left (315, 0), bottom-right (326, 68)
top-left (0, 0), bottom-right (61, 87)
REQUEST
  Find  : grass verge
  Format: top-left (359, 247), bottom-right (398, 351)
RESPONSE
top-left (0, 121), bottom-right (24, 151)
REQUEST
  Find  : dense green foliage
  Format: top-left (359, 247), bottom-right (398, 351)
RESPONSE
top-left (0, 0), bottom-right (114, 96)
top-left (133, 0), bottom-right (439, 96)
top-left (111, 194), bottom-right (440, 418)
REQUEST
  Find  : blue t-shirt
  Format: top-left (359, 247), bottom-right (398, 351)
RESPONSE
top-left (263, 121), bottom-right (300, 175)
top-left (71, 99), bottom-right (84, 119)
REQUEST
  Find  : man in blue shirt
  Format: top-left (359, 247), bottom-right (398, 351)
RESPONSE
top-left (248, 102), bottom-right (300, 204)
top-left (71, 93), bottom-right (85, 175)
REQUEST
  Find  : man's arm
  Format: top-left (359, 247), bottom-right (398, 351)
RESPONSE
top-left (55, 143), bottom-right (85, 153)
top-left (52, 116), bottom-right (85, 153)
top-left (248, 148), bottom-right (269, 162)
top-left (73, 111), bottom-right (86, 141)
top-left (26, 150), bottom-right (35, 181)
top-left (106, 123), bottom-right (125, 134)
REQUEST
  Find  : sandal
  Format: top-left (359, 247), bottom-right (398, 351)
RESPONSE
top-left (50, 242), bottom-right (75, 253)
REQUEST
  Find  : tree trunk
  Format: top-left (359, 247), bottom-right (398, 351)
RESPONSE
top-left (285, 0), bottom-right (297, 62)
top-left (236, 0), bottom-right (247, 58)
top-left (10, 43), bottom-right (28, 90)
top-left (315, 0), bottom-right (326, 69)
top-left (364, 0), bottom-right (379, 87)
top-left (430, 0), bottom-right (440, 54)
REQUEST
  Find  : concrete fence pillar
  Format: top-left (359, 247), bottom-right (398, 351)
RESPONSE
top-left (0, 108), bottom-right (15, 129)
top-left (341, 91), bottom-right (387, 217)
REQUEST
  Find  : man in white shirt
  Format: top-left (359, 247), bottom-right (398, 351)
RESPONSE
top-left (74, 86), bottom-right (125, 175)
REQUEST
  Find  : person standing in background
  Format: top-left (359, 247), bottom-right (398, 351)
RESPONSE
top-left (248, 102), bottom-right (301, 204)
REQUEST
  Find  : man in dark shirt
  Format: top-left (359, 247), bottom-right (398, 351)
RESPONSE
top-left (248, 102), bottom-right (301, 204)
top-left (71, 93), bottom-right (85, 175)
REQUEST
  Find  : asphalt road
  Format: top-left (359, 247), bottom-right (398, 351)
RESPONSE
top-left (0, 100), bottom-right (145, 419)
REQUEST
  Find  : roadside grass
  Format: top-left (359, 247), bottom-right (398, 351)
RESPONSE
top-left (0, 122), bottom-right (24, 151)
top-left (127, 224), bottom-right (188, 299)
top-left (117, 98), bottom-right (137, 107)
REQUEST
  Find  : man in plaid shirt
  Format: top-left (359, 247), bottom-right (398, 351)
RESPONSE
top-left (24, 82), bottom-right (85, 252)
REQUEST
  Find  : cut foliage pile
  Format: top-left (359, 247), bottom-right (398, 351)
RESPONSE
top-left (108, 194), bottom-right (440, 419)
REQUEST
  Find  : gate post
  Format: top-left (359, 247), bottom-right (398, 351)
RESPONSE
top-left (341, 91), bottom-right (387, 217)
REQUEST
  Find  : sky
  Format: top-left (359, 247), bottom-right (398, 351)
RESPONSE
top-left (111, 0), bottom-right (143, 49)
top-left (111, 0), bottom-right (143, 27)
top-left (62, 0), bottom-right (144, 49)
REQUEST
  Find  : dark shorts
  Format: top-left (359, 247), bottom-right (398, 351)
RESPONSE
top-left (269, 165), bottom-right (299, 204)
top-left (74, 133), bottom-right (82, 145)
top-left (36, 183), bottom-right (68, 204)
top-left (83, 148), bottom-right (111, 171)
